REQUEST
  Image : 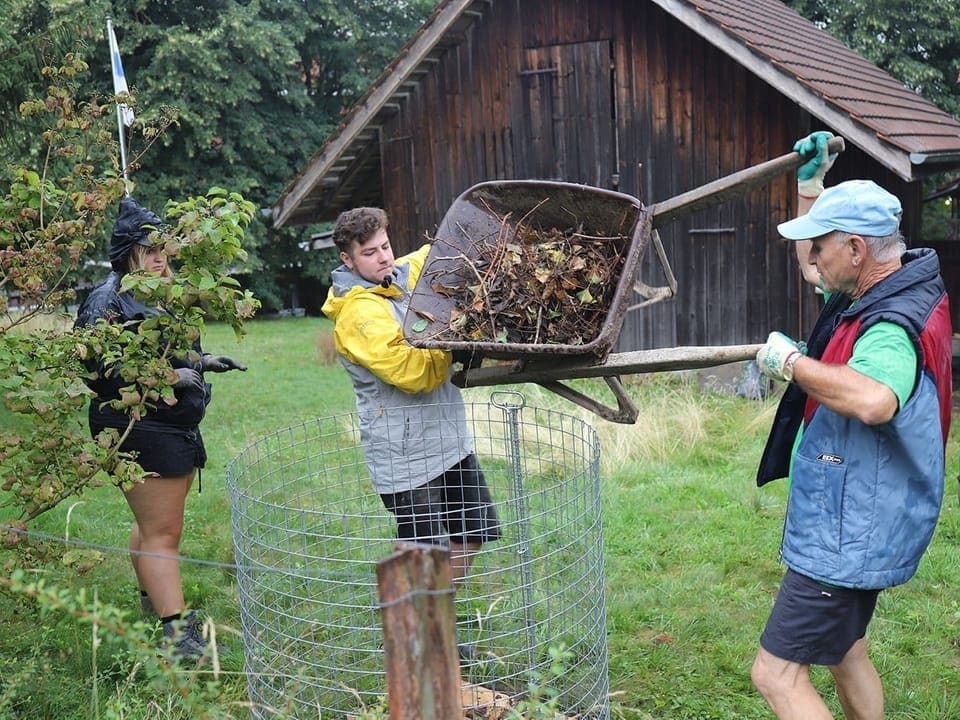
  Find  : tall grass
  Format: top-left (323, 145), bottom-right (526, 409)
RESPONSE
top-left (2, 316), bottom-right (959, 718)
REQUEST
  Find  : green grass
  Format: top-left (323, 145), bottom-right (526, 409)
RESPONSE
top-left (3, 318), bottom-right (960, 718)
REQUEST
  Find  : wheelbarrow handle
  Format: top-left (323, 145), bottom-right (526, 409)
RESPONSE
top-left (454, 344), bottom-right (762, 423)
top-left (650, 136), bottom-right (846, 228)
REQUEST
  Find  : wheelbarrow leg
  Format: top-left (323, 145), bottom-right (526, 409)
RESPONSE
top-left (538, 376), bottom-right (639, 424)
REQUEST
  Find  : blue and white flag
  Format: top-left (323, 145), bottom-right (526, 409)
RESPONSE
top-left (107, 18), bottom-right (135, 127)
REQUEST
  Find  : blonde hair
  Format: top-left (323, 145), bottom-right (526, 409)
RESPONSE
top-left (127, 244), bottom-right (173, 277)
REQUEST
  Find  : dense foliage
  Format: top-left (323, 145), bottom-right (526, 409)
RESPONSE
top-left (0, 0), bottom-right (435, 311)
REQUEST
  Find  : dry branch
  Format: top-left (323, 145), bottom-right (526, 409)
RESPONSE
top-left (429, 215), bottom-right (627, 346)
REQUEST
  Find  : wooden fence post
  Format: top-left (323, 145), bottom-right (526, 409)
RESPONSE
top-left (376, 541), bottom-right (463, 720)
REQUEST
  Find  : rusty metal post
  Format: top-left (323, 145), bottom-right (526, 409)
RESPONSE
top-left (376, 541), bottom-right (463, 720)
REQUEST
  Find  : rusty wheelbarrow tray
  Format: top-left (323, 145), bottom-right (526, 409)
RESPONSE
top-left (404, 180), bottom-right (652, 362)
top-left (403, 137), bottom-right (844, 423)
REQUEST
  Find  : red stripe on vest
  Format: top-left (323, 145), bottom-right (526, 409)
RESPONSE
top-left (803, 295), bottom-right (952, 443)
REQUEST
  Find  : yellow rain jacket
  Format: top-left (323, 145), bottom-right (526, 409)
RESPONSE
top-left (322, 244), bottom-right (473, 494)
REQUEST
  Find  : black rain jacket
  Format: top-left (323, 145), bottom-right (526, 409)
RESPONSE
top-left (75, 272), bottom-right (211, 433)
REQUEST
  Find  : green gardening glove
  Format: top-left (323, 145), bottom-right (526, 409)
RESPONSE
top-left (756, 331), bottom-right (806, 382)
top-left (794, 130), bottom-right (837, 198)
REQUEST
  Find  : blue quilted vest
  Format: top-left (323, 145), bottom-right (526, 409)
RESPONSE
top-left (759, 249), bottom-right (952, 589)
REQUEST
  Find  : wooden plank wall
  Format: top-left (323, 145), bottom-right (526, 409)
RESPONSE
top-left (378, 0), bottom-right (926, 350)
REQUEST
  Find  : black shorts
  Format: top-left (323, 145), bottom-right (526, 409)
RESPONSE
top-left (92, 425), bottom-right (206, 477)
top-left (380, 454), bottom-right (502, 546)
top-left (760, 568), bottom-right (880, 666)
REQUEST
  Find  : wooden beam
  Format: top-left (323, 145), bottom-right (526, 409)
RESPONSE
top-left (457, 345), bottom-right (762, 386)
top-left (273, 0), bottom-right (487, 227)
top-left (453, 344), bottom-right (764, 424)
top-left (377, 542), bottom-right (462, 720)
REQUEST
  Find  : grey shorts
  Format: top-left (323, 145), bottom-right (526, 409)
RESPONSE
top-left (760, 568), bottom-right (880, 666)
top-left (380, 454), bottom-right (502, 545)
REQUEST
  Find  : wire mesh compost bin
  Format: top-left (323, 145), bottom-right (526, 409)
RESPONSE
top-left (227, 393), bottom-right (609, 719)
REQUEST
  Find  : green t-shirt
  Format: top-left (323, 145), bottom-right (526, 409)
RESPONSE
top-left (848, 322), bottom-right (917, 408)
top-left (809, 291), bottom-right (916, 408)
top-left (791, 320), bottom-right (917, 458)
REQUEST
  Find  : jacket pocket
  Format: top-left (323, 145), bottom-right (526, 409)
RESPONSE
top-left (786, 452), bottom-right (846, 555)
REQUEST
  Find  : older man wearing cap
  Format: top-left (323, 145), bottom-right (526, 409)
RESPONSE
top-left (750, 132), bottom-right (953, 720)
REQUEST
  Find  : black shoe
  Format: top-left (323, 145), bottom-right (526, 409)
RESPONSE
top-left (457, 640), bottom-right (477, 663)
top-left (161, 610), bottom-right (208, 661)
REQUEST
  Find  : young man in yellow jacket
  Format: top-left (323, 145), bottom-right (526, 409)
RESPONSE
top-left (322, 207), bottom-right (501, 589)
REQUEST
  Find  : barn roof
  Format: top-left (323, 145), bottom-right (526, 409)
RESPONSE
top-left (273, 0), bottom-right (960, 227)
top-left (662, 0), bottom-right (960, 171)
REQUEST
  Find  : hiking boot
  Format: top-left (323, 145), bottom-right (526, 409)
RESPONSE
top-left (162, 610), bottom-right (208, 661)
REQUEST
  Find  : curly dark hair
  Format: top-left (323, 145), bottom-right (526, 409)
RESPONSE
top-left (332, 207), bottom-right (388, 253)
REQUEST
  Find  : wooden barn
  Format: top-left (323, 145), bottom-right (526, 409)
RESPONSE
top-left (273, 0), bottom-right (960, 349)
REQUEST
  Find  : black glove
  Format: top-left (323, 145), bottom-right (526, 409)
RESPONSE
top-left (173, 367), bottom-right (204, 391)
top-left (201, 354), bottom-right (247, 373)
top-left (451, 348), bottom-right (483, 370)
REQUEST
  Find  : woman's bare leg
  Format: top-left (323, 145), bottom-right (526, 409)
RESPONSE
top-left (122, 472), bottom-right (195, 618)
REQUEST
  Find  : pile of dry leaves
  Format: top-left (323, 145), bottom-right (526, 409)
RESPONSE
top-left (428, 222), bottom-right (627, 346)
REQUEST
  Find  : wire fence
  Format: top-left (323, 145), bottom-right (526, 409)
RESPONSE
top-left (227, 391), bottom-right (609, 719)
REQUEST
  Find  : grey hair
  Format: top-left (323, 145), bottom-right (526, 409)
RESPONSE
top-left (834, 230), bottom-right (904, 263)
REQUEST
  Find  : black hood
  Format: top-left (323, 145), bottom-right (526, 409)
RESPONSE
top-left (108, 196), bottom-right (164, 271)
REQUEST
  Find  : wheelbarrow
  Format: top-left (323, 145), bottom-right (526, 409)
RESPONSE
top-left (402, 137), bottom-right (845, 423)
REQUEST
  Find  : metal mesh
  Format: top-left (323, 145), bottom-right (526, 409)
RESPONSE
top-left (227, 391), bottom-right (609, 719)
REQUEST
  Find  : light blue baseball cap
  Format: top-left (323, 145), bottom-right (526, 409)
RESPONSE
top-left (778, 179), bottom-right (902, 240)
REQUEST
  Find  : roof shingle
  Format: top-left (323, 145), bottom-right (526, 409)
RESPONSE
top-left (682, 0), bottom-right (960, 155)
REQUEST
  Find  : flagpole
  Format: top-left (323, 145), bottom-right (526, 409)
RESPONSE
top-left (106, 15), bottom-right (131, 195)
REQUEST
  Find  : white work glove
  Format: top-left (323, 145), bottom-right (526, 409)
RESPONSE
top-left (794, 130), bottom-right (837, 198)
top-left (756, 331), bottom-right (806, 382)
